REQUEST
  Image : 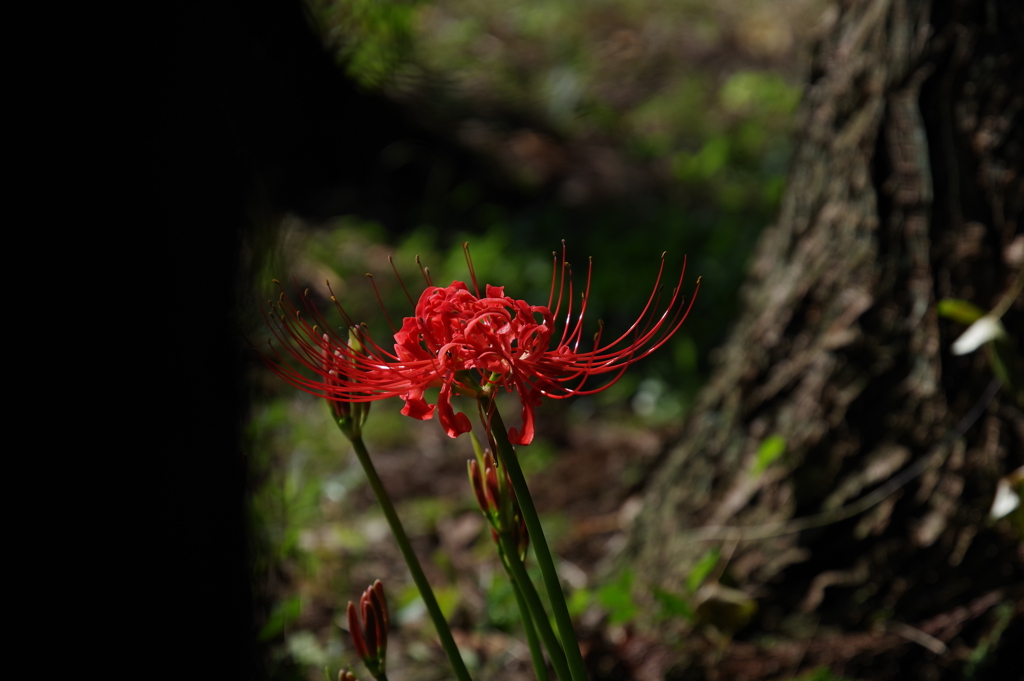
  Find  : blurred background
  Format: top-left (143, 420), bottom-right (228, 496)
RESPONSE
top-left (246, 1), bottom-right (826, 679)
top-left (215, 1), bottom-right (1024, 680)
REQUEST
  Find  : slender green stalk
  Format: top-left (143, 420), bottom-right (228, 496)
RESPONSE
top-left (505, 565), bottom-right (550, 681)
top-left (349, 436), bottom-right (473, 681)
top-left (498, 534), bottom-right (569, 680)
top-left (485, 405), bottom-right (589, 681)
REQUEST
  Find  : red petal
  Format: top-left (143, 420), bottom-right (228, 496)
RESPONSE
top-left (373, 580), bottom-right (389, 630)
top-left (437, 382), bottom-right (472, 438)
top-left (347, 602), bottom-right (368, 659)
top-left (401, 392), bottom-right (436, 421)
top-left (508, 385), bottom-right (537, 445)
top-left (369, 587), bottom-right (388, 653)
top-left (363, 604), bottom-right (378, 659)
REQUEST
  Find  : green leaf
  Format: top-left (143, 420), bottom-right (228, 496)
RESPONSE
top-left (937, 298), bottom-right (986, 325)
top-left (597, 570), bottom-right (638, 625)
top-left (752, 435), bottom-right (786, 477)
top-left (567, 588), bottom-right (592, 618)
top-left (259, 596), bottom-right (302, 640)
top-left (652, 586), bottom-right (694, 622)
top-left (434, 585), bottom-right (462, 621)
top-left (685, 547), bottom-right (720, 594)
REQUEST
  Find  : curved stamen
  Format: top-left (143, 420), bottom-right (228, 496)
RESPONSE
top-left (463, 242), bottom-right (481, 298)
top-left (389, 256), bottom-right (416, 307)
top-left (366, 274), bottom-right (397, 333)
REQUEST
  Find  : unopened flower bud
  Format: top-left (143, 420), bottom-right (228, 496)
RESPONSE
top-left (346, 580), bottom-right (389, 680)
top-left (515, 516), bottom-right (530, 560)
top-left (468, 460), bottom-right (489, 514)
top-left (484, 465), bottom-right (501, 511)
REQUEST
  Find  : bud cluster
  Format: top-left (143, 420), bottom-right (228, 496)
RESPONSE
top-left (346, 580), bottom-right (389, 680)
top-left (467, 434), bottom-right (529, 561)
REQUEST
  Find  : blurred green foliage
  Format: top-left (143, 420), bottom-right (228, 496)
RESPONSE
top-left (653, 585), bottom-right (695, 622)
top-left (298, 0), bottom-right (808, 412)
top-left (573, 546), bottom-right (726, 630)
top-left (685, 546), bottom-right (720, 594)
top-left (309, 0), bottom-right (417, 88)
top-left (596, 569), bottom-right (640, 625)
top-left (786, 668), bottom-right (854, 681)
top-left (964, 601), bottom-right (1014, 679)
top-left (752, 435), bottom-right (786, 477)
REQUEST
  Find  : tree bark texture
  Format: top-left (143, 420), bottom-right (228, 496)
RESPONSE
top-left (627, 0), bottom-right (1023, 678)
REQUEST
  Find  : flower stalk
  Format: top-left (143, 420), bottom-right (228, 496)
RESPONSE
top-left (508, 578), bottom-right (550, 681)
top-left (483, 400), bottom-right (589, 681)
top-left (497, 529), bottom-right (569, 680)
top-left (467, 433), bottom-right (565, 679)
top-left (348, 434), bottom-right (472, 681)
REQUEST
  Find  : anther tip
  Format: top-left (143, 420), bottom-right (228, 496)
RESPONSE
top-left (661, 251), bottom-right (667, 259)
top-left (272, 278), bottom-right (280, 285)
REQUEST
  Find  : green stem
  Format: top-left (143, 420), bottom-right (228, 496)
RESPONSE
top-left (498, 535), bottom-right (568, 680)
top-left (349, 436), bottom-right (472, 681)
top-left (485, 405), bottom-right (589, 681)
top-left (505, 561), bottom-right (551, 681)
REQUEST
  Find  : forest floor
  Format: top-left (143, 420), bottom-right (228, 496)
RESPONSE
top-left (251, 382), bottom-right (1019, 681)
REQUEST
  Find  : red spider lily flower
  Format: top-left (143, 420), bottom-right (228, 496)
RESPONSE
top-left (347, 581), bottom-right (389, 678)
top-left (263, 243), bottom-right (699, 445)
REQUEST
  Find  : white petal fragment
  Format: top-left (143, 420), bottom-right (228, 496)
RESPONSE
top-left (951, 316), bottom-right (1005, 356)
top-left (990, 477), bottom-right (1020, 519)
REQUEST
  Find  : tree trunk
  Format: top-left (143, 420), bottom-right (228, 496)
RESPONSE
top-left (626, 0), bottom-right (1023, 678)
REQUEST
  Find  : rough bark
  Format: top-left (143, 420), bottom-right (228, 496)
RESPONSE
top-left (627, 0), bottom-right (1023, 678)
